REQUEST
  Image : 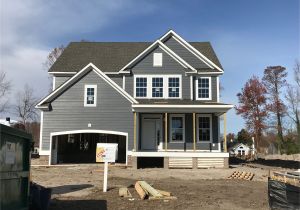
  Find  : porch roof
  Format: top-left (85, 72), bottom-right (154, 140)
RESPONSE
top-left (132, 100), bottom-right (234, 115)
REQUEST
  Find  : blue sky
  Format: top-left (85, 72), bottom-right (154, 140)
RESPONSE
top-left (1, 0), bottom-right (299, 133)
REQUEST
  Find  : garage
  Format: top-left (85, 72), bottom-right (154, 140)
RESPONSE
top-left (50, 131), bottom-right (127, 164)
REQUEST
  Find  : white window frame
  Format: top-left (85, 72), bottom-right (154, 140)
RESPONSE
top-left (195, 77), bottom-right (211, 100)
top-left (84, 84), bottom-right (97, 107)
top-left (153, 53), bottom-right (163, 67)
top-left (133, 75), bottom-right (182, 99)
top-left (196, 114), bottom-right (212, 143)
top-left (169, 114), bottom-right (185, 143)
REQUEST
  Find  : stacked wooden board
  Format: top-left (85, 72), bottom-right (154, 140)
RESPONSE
top-left (134, 181), bottom-right (177, 200)
top-left (227, 171), bottom-right (254, 180)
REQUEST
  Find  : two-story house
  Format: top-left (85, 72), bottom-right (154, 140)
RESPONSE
top-left (36, 30), bottom-right (233, 168)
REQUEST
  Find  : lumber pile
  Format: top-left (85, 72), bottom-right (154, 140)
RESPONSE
top-left (227, 171), bottom-right (255, 180)
top-left (270, 171), bottom-right (300, 186)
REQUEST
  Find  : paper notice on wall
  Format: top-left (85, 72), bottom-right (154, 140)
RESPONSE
top-left (5, 142), bottom-right (16, 164)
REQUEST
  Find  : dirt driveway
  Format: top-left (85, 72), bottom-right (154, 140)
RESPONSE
top-left (31, 164), bottom-right (272, 210)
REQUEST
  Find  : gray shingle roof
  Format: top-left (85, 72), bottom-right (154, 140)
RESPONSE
top-left (49, 42), bottom-right (222, 73)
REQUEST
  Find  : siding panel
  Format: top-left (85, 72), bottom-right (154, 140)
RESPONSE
top-left (42, 70), bottom-right (133, 151)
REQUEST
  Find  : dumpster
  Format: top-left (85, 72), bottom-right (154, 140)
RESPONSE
top-left (0, 124), bottom-right (32, 210)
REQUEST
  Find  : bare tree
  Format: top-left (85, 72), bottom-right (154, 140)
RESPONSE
top-left (285, 60), bottom-right (300, 143)
top-left (0, 71), bottom-right (11, 113)
top-left (44, 45), bottom-right (64, 92)
top-left (14, 85), bottom-right (38, 131)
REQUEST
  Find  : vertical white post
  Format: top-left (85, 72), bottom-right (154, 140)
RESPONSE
top-left (103, 162), bottom-right (108, 192)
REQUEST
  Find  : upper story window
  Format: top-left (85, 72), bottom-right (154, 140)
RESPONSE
top-left (197, 114), bottom-right (212, 142)
top-left (153, 53), bottom-right (163, 67)
top-left (84, 85), bottom-right (97, 107)
top-left (196, 77), bottom-right (211, 100)
top-left (136, 77), bottom-right (147, 97)
top-left (134, 75), bottom-right (181, 99)
top-left (152, 77), bottom-right (163, 98)
top-left (168, 77), bottom-right (180, 98)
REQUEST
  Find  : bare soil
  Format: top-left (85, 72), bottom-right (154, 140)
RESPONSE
top-left (31, 164), bottom-right (273, 210)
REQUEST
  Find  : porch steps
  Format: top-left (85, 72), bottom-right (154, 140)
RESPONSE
top-left (168, 157), bottom-right (193, 169)
top-left (197, 158), bottom-right (224, 168)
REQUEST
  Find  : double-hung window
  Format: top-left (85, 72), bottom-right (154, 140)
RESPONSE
top-left (168, 77), bottom-right (180, 98)
top-left (152, 77), bottom-right (163, 98)
top-left (196, 77), bottom-right (211, 100)
top-left (84, 85), bottom-right (97, 107)
top-left (135, 77), bottom-right (147, 97)
top-left (170, 114), bottom-right (185, 142)
top-left (197, 115), bottom-right (212, 142)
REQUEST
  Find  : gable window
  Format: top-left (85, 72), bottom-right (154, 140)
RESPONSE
top-left (170, 114), bottom-right (185, 142)
top-left (153, 53), bottom-right (162, 67)
top-left (168, 77), bottom-right (180, 98)
top-left (197, 114), bottom-right (212, 142)
top-left (152, 77), bottom-right (163, 98)
top-left (136, 77), bottom-right (147, 97)
top-left (196, 77), bottom-right (211, 100)
top-left (84, 85), bottom-right (97, 107)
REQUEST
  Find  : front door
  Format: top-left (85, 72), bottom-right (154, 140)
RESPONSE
top-left (141, 117), bottom-right (161, 150)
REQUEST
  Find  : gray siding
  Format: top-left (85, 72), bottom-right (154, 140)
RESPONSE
top-left (126, 47), bottom-right (191, 99)
top-left (163, 37), bottom-right (210, 69)
top-left (42, 70), bottom-right (133, 151)
top-left (55, 77), bottom-right (70, 88)
top-left (108, 75), bottom-right (123, 88)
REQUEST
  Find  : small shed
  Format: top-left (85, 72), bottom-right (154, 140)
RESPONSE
top-left (231, 143), bottom-right (251, 156)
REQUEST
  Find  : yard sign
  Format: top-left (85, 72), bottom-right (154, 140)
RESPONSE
top-left (96, 143), bottom-right (118, 192)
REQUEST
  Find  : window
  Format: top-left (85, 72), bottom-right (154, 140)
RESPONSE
top-left (84, 85), bottom-right (97, 107)
top-left (170, 114), bottom-right (185, 142)
top-left (168, 77), bottom-right (180, 98)
top-left (153, 53), bottom-right (162, 67)
top-left (197, 115), bottom-right (211, 142)
top-left (135, 77), bottom-right (147, 97)
top-left (196, 77), bottom-right (211, 100)
top-left (134, 75), bottom-right (181, 99)
top-left (152, 77), bottom-right (163, 98)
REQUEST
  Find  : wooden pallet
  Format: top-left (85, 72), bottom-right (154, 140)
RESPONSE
top-left (227, 171), bottom-right (254, 181)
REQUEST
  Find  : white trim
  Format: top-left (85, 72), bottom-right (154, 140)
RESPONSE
top-left (169, 114), bottom-right (185, 143)
top-left (122, 75), bottom-right (125, 89)
top-left (153, 53), bottom-right (163, 67)
top-left (197, 114), bottom-right (213, 143)
top-left (36, 63), bottom-right (138, 108)
top-left (49, 129), bottom-right (128, 165)
top-left (217, 76), bottom-right (220, 102)
top-left (84, 84), bottom-right (97, 107)
top-left (133, 74), bottom-right (182, 99)
top-left (190, 76), bottom-right (193, 100)
top-left (196, 72), bottom-right (223, 75)
top-left (52, 77), bottom-right (56, 91)
top-left (39, 111), bottom-right (44, 154)
top-left (132, 104), bottom-right (234, 108)
top-left (49, 72), bottom-right (76, 75)
top-left (119, 40), bottom-right (197, 73)
top-left (160, 30), bottom-right (224, 72)
top-left (195, 77), bottom-right (212, 100)
top-left (128, 151), bottom-right (229, 158)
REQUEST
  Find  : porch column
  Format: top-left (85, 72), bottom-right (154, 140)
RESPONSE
top-left (133, 112), bottom-right (137, 152)
top-left (193, 113), bottom-right (196, 151)
top-left (165, 113), bottom-right (168, 151)
top-left (223, 113), bottom-right (227, 152)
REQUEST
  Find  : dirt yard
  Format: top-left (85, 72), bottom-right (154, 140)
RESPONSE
top-left (30, 163), bottom-right (280, 210)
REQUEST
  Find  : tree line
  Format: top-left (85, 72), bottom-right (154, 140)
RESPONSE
top-left (234, 61), bottom-right (300, 154)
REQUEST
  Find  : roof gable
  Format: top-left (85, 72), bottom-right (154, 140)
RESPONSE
top-left (160, 30), bottom-right (223, 73)
top-left (36, 63), bottom-right (138, 109)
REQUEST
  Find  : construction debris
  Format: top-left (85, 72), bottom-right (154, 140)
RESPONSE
top-left (227, 171), bottom-right (255, 180)
top-left (119, 187), bottom-right (132, 198)
top-left (134, 182), bottom-right (147, 200)
top-left (138, 181), bottom-right (163, 198)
